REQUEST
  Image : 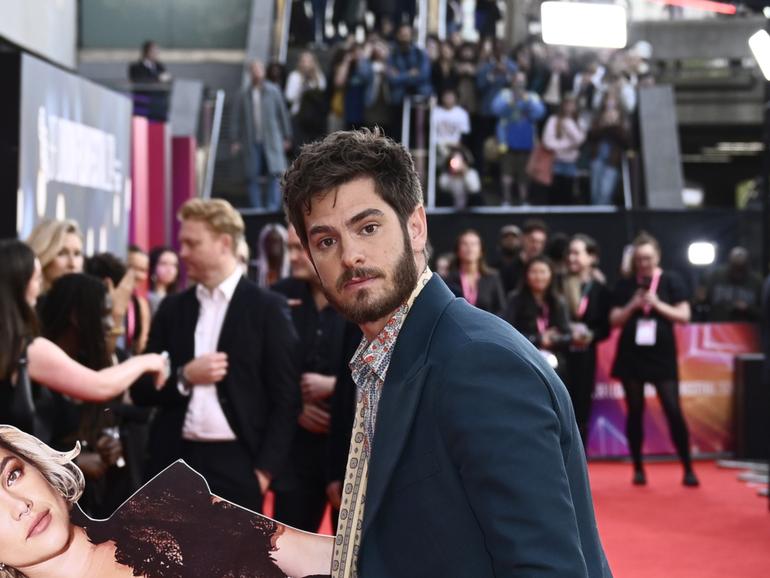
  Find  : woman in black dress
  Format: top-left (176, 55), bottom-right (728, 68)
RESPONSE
top-left (609, 232), bottom-right (698, 487)
top-left (503, 256), bottom-right (571, 377)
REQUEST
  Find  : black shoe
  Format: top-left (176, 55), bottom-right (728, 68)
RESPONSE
top-left (633, 468), bottom-right (647, 486)
top-left (683, 470), bottom-right (700, 487)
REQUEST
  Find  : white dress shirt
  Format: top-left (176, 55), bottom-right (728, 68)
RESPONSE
top-left (182, 267), bottom-right (243, 441)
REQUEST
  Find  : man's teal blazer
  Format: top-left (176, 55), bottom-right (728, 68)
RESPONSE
top-left (358, 275), bottom-right (612, 577)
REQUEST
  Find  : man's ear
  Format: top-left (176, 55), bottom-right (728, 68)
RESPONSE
top-left (407, 205), bottom-right (428, 254)
top-left (220, 233), bottom-right (234, 256)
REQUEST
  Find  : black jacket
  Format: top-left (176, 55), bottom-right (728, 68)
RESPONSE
top-left (131, 277), bottom-right (301, 479)
top-left (446, 270), bottom-right (506, 315)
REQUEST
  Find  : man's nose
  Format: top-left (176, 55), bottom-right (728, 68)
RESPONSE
top-left (340, 239), bottom-right (365, 269)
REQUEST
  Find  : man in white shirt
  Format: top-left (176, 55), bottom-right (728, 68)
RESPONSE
top-left (132, 198), bottom-right (301, 513)
top-left (432, 89), bottom-right (471, 160)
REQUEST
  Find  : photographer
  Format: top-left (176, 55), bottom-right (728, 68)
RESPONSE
top-left (437, 145), bottom-right (481, 209)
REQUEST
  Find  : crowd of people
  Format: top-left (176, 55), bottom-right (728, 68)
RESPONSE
top-left (226, 23), bottom-right (654, 210)
top-left (3, 193), bottom-right (763, 529)
top-left (4, 198), bottom-right (763, 512)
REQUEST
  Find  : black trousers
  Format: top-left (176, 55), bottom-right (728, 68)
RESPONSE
top-left (182, 440), bottom-right (263, 513)
top-left (566, 348), bottom-right (597, 449)
top-left (273, 429), bottom-right (330, 532)
top-left (621, 379), bottom-right (693, 469)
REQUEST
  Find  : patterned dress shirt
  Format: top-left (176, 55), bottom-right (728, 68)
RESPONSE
top-left (331, 268), bottom-right (433, 577)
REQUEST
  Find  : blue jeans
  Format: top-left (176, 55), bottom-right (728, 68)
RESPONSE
top-left (248, 142), bottom-right (281, 210)
top-left (590, 159), bottom-right (619, 205)
top-left (553, 160), bottom-right (578, 177)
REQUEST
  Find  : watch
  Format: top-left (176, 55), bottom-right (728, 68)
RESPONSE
top-left (176, 365), bottom-right (192, 393)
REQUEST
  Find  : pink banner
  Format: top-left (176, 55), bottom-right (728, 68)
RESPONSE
top-left (147, 121), bottom-right (169, 249)
top-left (171, 136), bottom-right (197, 249)
top-left (588, 323), bottom-right (760, 458)
top-left (130, 116), bottom-right (150, 251)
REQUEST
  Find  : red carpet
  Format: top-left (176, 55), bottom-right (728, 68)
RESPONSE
top-left (589, 461), bottom-right (770, 577)
top-left (265, 461), bottom-right (770, 575)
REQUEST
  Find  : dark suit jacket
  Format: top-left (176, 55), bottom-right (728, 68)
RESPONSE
top-left (128, 60), bottom-right (166, 83)
top-left (359, 275), bottom-right (611, 577)
top-left (131, 277), bottom-right (302, 479)
top-left (446, 270), bottom-right (506, 315)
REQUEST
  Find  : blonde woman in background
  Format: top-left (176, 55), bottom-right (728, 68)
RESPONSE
top-left (25, 219), bottom-right (84, 293)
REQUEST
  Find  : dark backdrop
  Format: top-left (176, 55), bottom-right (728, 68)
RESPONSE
top-left (241, 208), bottom-right (763, 291)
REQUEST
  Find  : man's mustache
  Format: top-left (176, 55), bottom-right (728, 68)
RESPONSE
top-left (336, 268), bottom-right (385, 292)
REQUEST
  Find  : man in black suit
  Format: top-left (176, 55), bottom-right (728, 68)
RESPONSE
top-left (132, 198), bottom-right (301, 513)
top-left (128, 40), bottom-right (170, 83)
top-left (283, 129), bottom-right (611, 577)
top-left (128, 40), bottom-right (171, 121)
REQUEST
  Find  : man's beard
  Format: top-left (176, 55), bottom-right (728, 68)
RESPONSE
top-left (322, 230), bottom-right (419, 326)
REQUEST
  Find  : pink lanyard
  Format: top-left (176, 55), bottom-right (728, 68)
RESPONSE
top-left (577, 281), bottom-right (592, 319)
top-left (460, 272), bottom-right (478, 306)
top-left (537, 302), bottom-right (550, 334)
top-left (639, 269), bottom-right (661, 316)
top-left (126, 299), bottom-right (136, 348)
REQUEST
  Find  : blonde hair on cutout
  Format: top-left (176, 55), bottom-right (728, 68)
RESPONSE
top-left (178, 199), bottom-right (245, 254)
top-left (25, 219), bottom-right (83, 270)
top-left (0, 425), bottom-right (83, 504)
top-left (0, 427), bottom-right (84, 578)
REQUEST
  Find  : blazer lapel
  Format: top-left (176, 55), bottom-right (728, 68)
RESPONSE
top-left (216, 277), bottom-right (248, 354)
top-left (181, 289), bottom-right (200, 361)
top-left (362, 276), bottom-right (456, 537)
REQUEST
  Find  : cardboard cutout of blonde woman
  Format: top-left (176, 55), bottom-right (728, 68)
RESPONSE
top-left (0, 425), bottom-right (333, 578)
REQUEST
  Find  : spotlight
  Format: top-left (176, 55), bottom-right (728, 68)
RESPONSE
top-left (749, 30), bottom-right (770, 81)
top-left (687, 242), bottom-right (716, 266)
top-left (541, 2), bottom-right (627, 49)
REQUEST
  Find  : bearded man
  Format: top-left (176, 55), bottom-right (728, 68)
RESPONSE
top-left (282, 129), bottom-right (612, 578)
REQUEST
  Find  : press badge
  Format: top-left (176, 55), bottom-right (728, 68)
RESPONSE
top-left (635, 319), bottom-right (657, 346)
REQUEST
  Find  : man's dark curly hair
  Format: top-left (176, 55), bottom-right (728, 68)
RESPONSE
top-left (282, 128), bottom-right (424, 247)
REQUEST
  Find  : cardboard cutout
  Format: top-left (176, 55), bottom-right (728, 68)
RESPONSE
top-left (0, 425), bottom-right (333, 578)
top-left (71, 461), bottom-right (333, 578)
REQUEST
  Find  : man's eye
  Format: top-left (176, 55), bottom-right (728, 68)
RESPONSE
top-left (361, 224), bottom-right (378, 235)
top-left (319, 238), bottom-right (336, 249)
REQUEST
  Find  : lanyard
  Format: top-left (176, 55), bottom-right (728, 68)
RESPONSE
top-left (536, 302), bottom-right (550, 335)
top-left (639, 269), bottom-right (661, 316)
top-left (577, 280), bottom-right (593, 319)
top-left (126, 299), bottom-right (136, 348)
top-left (460, 272), bottom-right (478, 306)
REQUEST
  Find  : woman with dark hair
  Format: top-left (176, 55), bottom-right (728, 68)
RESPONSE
top-left (0, 425), bottom-right (333, 578)
top-left (39, 273), bottom-right (140, 517)
top-left (503, 255), bottom-right (571, 376)
top-left (430, 41), bottom-right (459, 97)
top-left (562, 235), bottom-right (611, 448)
top-left (0, 240), bottom-right (166, 437)
top-left (609, 232), bottom-right (698, 486)
top-left (148, 246), bottom-right (179, 316)
top-left (587, 93), bottom-right (629, 205)
top-left (446, 229), bottom-right (505, 314)
top-left (40, 274), bottom-right (111, 372)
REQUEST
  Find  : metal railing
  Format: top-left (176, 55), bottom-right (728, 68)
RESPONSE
top-left (200, 89), bottom-right (226, 199)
